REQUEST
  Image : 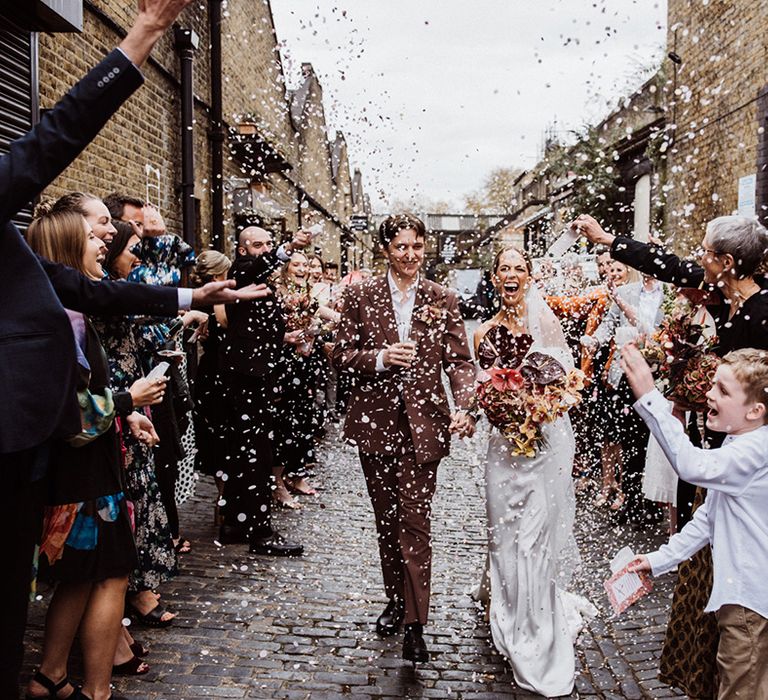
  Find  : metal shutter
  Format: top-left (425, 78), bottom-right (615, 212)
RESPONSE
top-left (0, 24), bottom-right (36, 230)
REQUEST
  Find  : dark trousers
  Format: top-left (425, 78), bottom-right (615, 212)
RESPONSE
top-left (359, 413), bottom-right (439, 625)
top-left (0, 449), bottom-right (46, 699)
top-left (221, 371), bottom-right (273, 541)
top-left (615, 378), bottom-right (650, 522)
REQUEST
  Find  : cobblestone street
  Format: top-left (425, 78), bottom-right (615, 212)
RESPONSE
top-left (23, 427), bottom-right (687, 699)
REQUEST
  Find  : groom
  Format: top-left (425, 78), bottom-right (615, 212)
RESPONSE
top-left (333, 213), bottom-right (476, 662)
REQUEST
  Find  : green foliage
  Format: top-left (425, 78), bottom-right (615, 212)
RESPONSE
top-left (543, 126), bottom-right (629, 229)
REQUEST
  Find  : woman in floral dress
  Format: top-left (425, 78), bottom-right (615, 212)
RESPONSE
top-left (93, 224), bottom-right (178, 625)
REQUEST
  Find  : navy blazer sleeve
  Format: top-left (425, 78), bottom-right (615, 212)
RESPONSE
top-left (611, 237), bottom-right (705, 288)
top-left (0, 49), bottom-right (143, 224)
top-left (40, 257), bottom-right (179, 317)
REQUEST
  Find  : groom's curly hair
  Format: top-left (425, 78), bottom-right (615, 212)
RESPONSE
top-left (378, 213), bottom-right (426, 249)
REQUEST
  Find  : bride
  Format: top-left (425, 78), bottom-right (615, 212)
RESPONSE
top-left (473, 247), bottom-right (595, 697)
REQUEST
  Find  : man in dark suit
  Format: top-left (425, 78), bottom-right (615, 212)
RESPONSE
top-left (0, 2), bottom-right (272, 694)
top-left (219, 226), bottom-right (310, 556)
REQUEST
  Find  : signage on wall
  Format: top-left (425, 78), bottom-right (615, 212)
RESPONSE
top-left (737, 173), bottom-right (756, 217)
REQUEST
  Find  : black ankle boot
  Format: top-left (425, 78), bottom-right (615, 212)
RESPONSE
top-left (402, 622), bottom-right (429, 663)
top-left (375, 597), bottom-right (404, 637)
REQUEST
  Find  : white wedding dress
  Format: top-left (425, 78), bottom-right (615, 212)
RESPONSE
top-left (476, 286), bottom-right (596, 697)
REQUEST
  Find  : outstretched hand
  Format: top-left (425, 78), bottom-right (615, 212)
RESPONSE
top-left (191, 281), bottom-right (272, 307)
top-left (620, 343), bottom-right (655, 399)
top-left (121, 0), bottom-right (194, 67)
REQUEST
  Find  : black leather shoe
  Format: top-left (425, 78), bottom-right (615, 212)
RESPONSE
top-left (249, 531), bottom-right (304, 557)
top-left (402, 623), bottom-right (429, 664)
top-left (375, 597), bottom-right (404, 637)
top-left (218, 524), bottom-right (248, 544)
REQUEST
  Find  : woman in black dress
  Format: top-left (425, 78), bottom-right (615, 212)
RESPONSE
top-left (25, 209), bottom-right (165, 700)
top-left (189, 251), bottom-right (232, 518)
top-left (576, 212), bottom-right (768, 699)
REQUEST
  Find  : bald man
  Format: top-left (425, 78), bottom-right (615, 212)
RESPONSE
top-left (219, 227), bottom-right (309, 555)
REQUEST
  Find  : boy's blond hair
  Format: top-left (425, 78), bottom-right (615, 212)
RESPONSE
top-left (721, 348), bottom-right (768, 422)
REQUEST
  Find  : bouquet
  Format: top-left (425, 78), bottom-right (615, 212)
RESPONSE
top-left (640, 295), bottom-right (720, 411)
top-left (281, 283), bottom-right (321, 355)
top-left (473, 352), bottom-right (585, 457)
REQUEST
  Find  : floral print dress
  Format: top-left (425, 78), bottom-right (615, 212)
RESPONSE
top-left (92, 314), bottom-right (178, 592)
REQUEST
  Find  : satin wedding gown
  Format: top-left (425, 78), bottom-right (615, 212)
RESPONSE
top-left (476, 314), bottom-right (595, 697)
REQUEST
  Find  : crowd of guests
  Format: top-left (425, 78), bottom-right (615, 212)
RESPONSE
top-left (20, 191), bottom-right (360, 698)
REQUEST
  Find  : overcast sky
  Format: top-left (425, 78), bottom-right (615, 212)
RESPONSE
top-left (270, 1), bottom-right (667, 212)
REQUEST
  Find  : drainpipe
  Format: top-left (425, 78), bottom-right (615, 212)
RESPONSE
top-left (208, 1), bottom-right (225, 251)
top-left (174, 24), bottom-right (199, 247)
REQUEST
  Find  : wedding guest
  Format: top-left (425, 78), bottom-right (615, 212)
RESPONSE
top-left (25, 207), bottom-right (165, 700)
top-left (577, 212), bottom-right (768, 698)
top-left (576, 261), bottom-right (634, 506)
top-left (622, 344), bottom-right (768, 700)
top-left (95, 225), bottom-right (179, 627)
top-left (103, 193), bottom-right (166, 239)
top-left (218, 226), bottom-right (307, 556)
top-left (190, 251), bottom-right (231, 508)
top-left (308, 254), bottom-right (325, 285)
top-left (51, 192), bottom-right (117, 244)
top-left (0, 1), bottom-right (244, 693)
top-left (271, 252), bottom-right (339, 503)
top-left (582, 269), bottom-right (663, 521)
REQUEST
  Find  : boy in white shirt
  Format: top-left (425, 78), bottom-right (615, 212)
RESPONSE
top-left (619, 345), bottom-right (768, 700)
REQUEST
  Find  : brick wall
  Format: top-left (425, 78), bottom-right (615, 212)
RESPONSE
top-left (665, 0), bottom-right (768, 252)
top-left (35, 0), bottom-right (363, 262)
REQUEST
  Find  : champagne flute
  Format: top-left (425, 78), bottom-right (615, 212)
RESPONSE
top-left (400, 327), bottom-right (418, 384)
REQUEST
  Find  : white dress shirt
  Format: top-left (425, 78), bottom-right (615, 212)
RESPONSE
top-left (375, 270), bottom-right (419, 372)
top-left (636, 281), bottom-right (664, 335)
top-left (636, 389), bottom-right (768, 618)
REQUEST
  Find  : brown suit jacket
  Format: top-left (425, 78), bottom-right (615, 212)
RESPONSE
top-left (332, 275), bottom-right (475, 464)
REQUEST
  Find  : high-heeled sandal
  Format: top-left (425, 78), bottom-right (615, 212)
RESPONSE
top-left (129, 640), bottom-right (149, 658)
top-left (112, 654), bottom-right (150, 675)
top-left (25, 670), bottom-right (75, 699)
top-left (610, 492), bottom-right (626, 511)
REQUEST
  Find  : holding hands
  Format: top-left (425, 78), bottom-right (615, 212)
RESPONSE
top-left (449, 410), bottom-right (476, 438)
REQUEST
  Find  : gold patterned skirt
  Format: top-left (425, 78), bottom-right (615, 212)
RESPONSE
top-left (658, 489), bottom-right (719, 698)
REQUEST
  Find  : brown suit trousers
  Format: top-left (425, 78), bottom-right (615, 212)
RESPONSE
top-left (359, 410), bottom-right (439, 626)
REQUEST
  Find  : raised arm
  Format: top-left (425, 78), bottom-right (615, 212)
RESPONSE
top-left (575, 214), bottom-right (704, 287)
top-left (0, 0), bottom-right (193, 225)
top-left (634, 388), bottom-right (768, 495)
top-left (612, 238), bottom-right (704, 288)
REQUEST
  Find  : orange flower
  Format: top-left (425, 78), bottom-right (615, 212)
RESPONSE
top-left (487, 367), bottom-right (525, 393)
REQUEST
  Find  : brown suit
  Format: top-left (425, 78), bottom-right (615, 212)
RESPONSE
top-left (333, 275), bottom-right (474, 624)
